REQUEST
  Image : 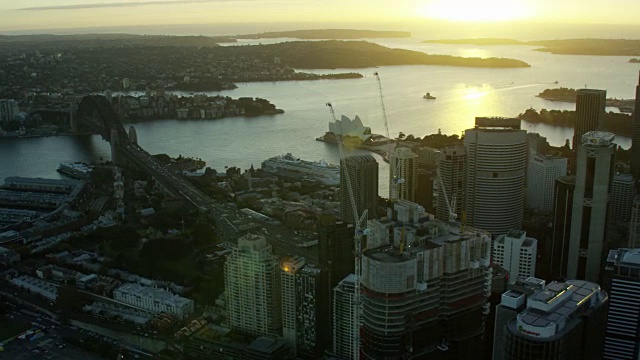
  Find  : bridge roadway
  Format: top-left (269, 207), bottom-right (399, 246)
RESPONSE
top-left (117, 143), bottom-right (319, 263)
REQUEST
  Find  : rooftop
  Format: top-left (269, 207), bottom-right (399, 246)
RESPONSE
top-left (607, 248), bottom-right (640, 268)
top-left (581, 131), bottom-right (615, 147)
top-left (115, 282), bottom-right (192, 308)
top-left (516, 280), bottom-right (606, 339)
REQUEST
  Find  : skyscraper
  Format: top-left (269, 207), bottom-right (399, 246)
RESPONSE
top-left (360, 215), bottom-right (492, 359)
top-left (546, 176), bottom-right (576, 280)
top-left (389, 147), bottom-right (418, 202)
top-left (332, 274), bottom-right (358, 360)
top-left (493, 280), bottom-right (608, 360)
top-left (571, 89), bottom-right (606, 174)
top-left (415, 169), bottom-right (434, 213)
top-left (436, 146), bottom-right (466, 222)
top-left (340, 154), bottom-right (378, 224)
top-left (281, 255), bottom-right (306, 353)
top-left (493, 230), bottom-right (538, 283)
top-left (631, 72), bottom-right (640, 179)
top-left (629, 196), bottom-right (640, 248)
top-left (224, 234), bottom-right (281, 337)
top-left (295, 265), bottom-right (331, 359)
top-left (465, 118), bottom-right (527, 236)
top-left (603, 248), bottom-right (640, 360)
top-left (608, 173), bottom-right (635, 226)
top-left (526, 154), bottom-right (567, 212)
top-left (568, 131), bottom-right (616, 282)
top-left (317, 216), bottom-right (354, 288)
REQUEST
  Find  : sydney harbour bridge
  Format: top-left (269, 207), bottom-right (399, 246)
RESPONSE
top-left (75, 94), bottom-right (319, 261)
top-left (75, 95), bottom-right (213, 211)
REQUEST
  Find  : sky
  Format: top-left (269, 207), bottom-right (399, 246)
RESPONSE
top-left (1, 0), bottom-right (639, 34)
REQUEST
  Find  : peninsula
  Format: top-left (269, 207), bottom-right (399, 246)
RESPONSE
top-left (537, 88), bottom-right (635, 113)
top-left (262, 41), bottom-right (530, 69)
top-left (237, 29), bottom-right (411, 39)
top-left (114, 94), bottom-right (284, 122)
top-left (518, 108), bottom-right (632, 137)
top-left (631, 58), bottom-right (640, 63)
top-left (422, 38), bottom-right (640, 56)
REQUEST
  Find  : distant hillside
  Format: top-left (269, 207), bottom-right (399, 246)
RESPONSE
top-left (261, 41), bottom-right (530, 69)
top-left (530, 39), bottom-right (640, 56)
top-left (422, 38), bottom-right (640, 56)
top-left (0, 34), bottom-right (235, 47)
top-left (237, 29), bottom-right (411, 40)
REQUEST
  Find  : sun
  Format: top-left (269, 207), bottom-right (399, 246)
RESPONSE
top-left (418, 0), bottom-right (533, 22)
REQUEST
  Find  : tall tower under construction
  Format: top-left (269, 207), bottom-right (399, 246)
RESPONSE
top-left (361, 207), bottom-right (492, 359)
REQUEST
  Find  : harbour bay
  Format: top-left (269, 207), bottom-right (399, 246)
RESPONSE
top-left (0, 39), bottom-right (636, 196)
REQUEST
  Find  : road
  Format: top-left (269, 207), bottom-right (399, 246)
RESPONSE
top-left (118, 143), bottom-right (319, 262)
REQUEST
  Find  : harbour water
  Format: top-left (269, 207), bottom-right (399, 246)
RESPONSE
top-left (0, 39), bottom-right (636, 195)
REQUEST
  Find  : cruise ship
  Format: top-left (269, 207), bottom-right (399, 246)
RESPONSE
top-left (57, 162), bottom-right (92, 180)
top-left (261, 153), bottom-right (340, 185)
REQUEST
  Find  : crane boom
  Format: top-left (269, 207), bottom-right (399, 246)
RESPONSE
top-left (436, 166), bottom-right (458, 223)
top-left (374, 72), bottom-right (403, 200)
top-left (327, 102), bottom-right (366, 359)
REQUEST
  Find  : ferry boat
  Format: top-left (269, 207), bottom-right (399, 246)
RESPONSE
top-left (57, 162), bottom-right (92, 180)
top-left (261, 153), bottom-right (340, 185)
top-left (423, 92), bottom-right (436, 100)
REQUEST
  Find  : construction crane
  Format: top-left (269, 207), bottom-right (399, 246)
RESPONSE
top-left (436, 166), bottom-right (458, 223)
top-left (373, 72), bottom-right (403, 201)
top-left (327, 102), bottom-right (368, 360)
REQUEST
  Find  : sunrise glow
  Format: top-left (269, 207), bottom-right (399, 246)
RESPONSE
top-left (418, 0), bottom-right (534, 22)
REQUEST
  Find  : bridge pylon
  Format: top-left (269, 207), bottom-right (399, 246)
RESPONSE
top-left (110, 128), bottom-right (121, 165)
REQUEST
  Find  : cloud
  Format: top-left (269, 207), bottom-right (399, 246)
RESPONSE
top-left (18, 0), bottom-right (256, 11)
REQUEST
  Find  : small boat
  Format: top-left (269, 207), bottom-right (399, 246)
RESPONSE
top-left (554, 81), bottom-right (559, 84)
top-left (423, 92), bottom-right (436, 100)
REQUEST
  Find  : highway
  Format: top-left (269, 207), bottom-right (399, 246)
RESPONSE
top-left (119, 143), bottom-right (319, 263)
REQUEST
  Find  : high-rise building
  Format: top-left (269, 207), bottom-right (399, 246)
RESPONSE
top-left (493, 280), bottom-right (608, 360)
top-left (571, 89), bottom-right (606, 174)
top-left (609, 173), bottom-right (635, 226)
top-left (415, 169), bottom-right (434, 213)
top-left (465, 118), bottom-right (527, 236)
top-left (0, 99), bottom-right (19, 122)
top-left (281, 255), bottom-right (306, 353)
top-left (493, 230), bottom-right (538, 283)
top-left (629, 196), bottom-right (640, 248)
top-left (317, 216), bottom-right (354, 288)
top-left (224, 234), bottom-right (281, 337)
top-left (526, 154), bottom-right (567, 212)
top-left (568, 131), bottom-right (616, 282)
top-left (546, 176), bottom-right (576, 280)
top-left (436, 146), bottom-right (466, 222)
top-left (281, 257), bottom-right (331, 359)
top-left (389, 147), bottom-right (418, 202)
top-left (340, 155), bottom-right (378, 224)
top-left (360, 213), bottom-right (492, 359)
top-left (295, 265), bottom-right (331, 359)
top-left (603, 248), bottom-right (640, 360)
top-left (332, 274), bottom-right (358, 360)
top-left (631, 72), bottom-right (640, 179)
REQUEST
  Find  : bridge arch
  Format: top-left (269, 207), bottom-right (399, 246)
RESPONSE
top-left (76, 95), bottom-right (129, 144)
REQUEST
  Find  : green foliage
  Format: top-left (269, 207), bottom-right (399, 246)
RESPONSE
top-left (518, 108), bottom-right (633, 136)
top-left (420, 133), bottom-right (462, 149)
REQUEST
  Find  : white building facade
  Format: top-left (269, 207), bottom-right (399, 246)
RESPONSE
top-left (465, 122), bottom-right (527, 236)
top-left (492, 230), bottom-right (538, 283)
